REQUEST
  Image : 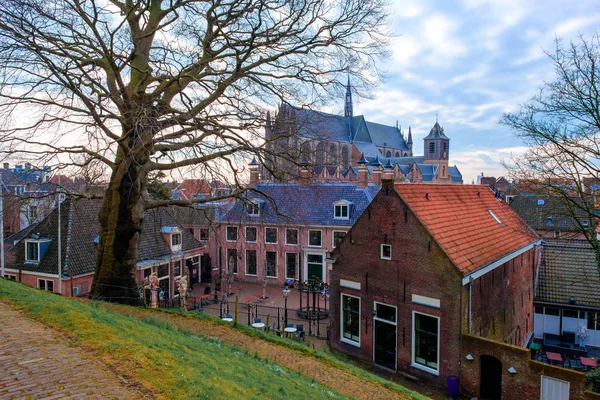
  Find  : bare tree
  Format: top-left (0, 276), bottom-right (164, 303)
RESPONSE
top-left (501, 33), bottom-right (600, 273)
top-left (0, 0), bottom-right (389, 303)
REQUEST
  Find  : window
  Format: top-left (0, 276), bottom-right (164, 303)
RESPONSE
top-left (200, 228), bottom-right (209, 241)
top-left (582, 219), bottom-right (589, 227)
top-left (265, 227), bottom-right (278, 244)
top-left (226, 226), bottom-right (238, 241)
top-left (554, 230), bottom-right (561, 239)
top-left (266, 251), bottom-right (277, 277)
top-left (227, 248), bottom-right (238, 274)
top-left (308, 230), bottom-right (322, 247)
top-left (285, 228), bottom-right (298, 245)
top-left (341, 294), bottom-right (360, 345)
top-left (245, 227), bottom-right (257, 242)
top-left (547, 216), bottom-right (553, 226)
top-left (413, 312), bottom-right (439, 373)
top-left (286, 253), bottom-right (298, 279)
top-left (588, 312), bottom-right (597, 330)
top-left (26, 241), bottom-right (40, 262)
top-left (246, 249), bottom-right (257, 276)
top-left (316, 142), bottom-right (325, 165)
top-left (381, 244), bottom-right (391, 260)
top-left (174, 260), bottom-right (182, 276)
top-left (38, 279), bottom-right (54, 292)
top-left (334, 204), bottom-right (349, 219)
top-left (5, 274), bottom-right (17, 281)
top-left (157, 264), bottom-right (169, 278)
top-left (29, 205), bottom-right (38, 221)
top-left (332, 231), bottom-right (346, 248)
top-left (171, 233), bottom-right (182, 246)
top-left (247, 202), bottom-right (260, 216)
top-left (429, 142), bottom-right (435, 153)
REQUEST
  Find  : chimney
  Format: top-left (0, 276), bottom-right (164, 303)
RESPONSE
top-left (371, 156), bottom-right (383, 187)
top-left (248, 158), bottom-right (260, 187)
top-left (357, 153), bottom-right (369, 188)
top-left (3, 163), bottom-right (8, 170)
top-left (300, 165), bottom-right (311, 187)
top-left (381, 178), bottom-right (394, 193)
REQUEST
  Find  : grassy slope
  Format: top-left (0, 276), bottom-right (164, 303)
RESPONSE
top-left (0, 279), bottom-right (427, 399)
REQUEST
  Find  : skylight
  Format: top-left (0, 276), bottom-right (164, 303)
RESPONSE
top-left (488, 210), bottom-right (502, 225)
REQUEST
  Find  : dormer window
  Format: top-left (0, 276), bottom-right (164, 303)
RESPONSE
top-left (161, 226), bottom-right (182, 252)
top-left (334, 200), bottom-right (352, 219)
top-left (171, 232), bottom-right (182, 246)
top-left (25, 238), bottom-right (51, 263)
top-left (247, 202), bottom-right (260, 217)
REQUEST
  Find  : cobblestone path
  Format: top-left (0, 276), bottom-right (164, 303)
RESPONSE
top-left (0, 302), bottom-right (145, 400)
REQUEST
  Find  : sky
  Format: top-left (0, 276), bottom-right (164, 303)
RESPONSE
top-left (349, 0), bottom-right (600, 184)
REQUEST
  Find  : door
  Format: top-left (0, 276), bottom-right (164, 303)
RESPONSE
top-left (540, 376), bottom-right (569, 400)
top-left (374, 320), bottom-right (396, 369)
top-left (306, 254), bottom-right (324, 280)
top-left (480, 355), bottom-right (502, 400)
top-left (200, 255), bottom-right (212, 283)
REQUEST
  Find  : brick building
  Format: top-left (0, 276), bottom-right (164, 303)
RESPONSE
top-left (329, 181), bottom-right (540, 394)
top-left (3, 198), bottom-right (204, 300)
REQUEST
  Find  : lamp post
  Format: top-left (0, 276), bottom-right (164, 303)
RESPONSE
top-left (283, 286), bottom-right (291, 327)
top-left (212, 266), bottom-right (219, 304)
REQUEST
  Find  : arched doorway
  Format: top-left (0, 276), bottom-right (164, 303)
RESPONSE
top-left (480, 355), bottom-right (502, 400)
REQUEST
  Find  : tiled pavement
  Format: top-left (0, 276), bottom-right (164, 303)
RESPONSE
top-left (0, 302), bottom-right (144, 400)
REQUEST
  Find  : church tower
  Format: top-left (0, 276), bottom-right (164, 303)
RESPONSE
top-left (344, 75), bottom-right (353, 118)
top-left (423, 120), bottom-right (449, 163)
top-left (423, 119), bottom-right (451, 181)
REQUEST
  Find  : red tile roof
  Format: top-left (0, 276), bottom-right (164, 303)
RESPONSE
top-left (175, 179), bottom-right (211, 200)
top-left (394, 184), bottom-right (539, 275)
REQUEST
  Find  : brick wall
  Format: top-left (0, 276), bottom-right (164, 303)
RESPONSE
top-left (461, 334), bottom-right (597, 399)
top-left (466, 248), bottom-right (536, 346)
top-left (330, 184), bottom-right (463, 388)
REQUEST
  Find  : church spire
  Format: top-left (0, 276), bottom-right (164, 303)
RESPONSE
top-left (407, 126), bottom-right (413, 152)
top-left (344, 74), bottom-right (353, 118)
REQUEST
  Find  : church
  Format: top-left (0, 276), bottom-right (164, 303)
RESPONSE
top-left (260, 78), bottom-right (462, 185)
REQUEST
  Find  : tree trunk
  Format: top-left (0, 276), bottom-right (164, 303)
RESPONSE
top-left (92, 130), bottom-right (149, 304)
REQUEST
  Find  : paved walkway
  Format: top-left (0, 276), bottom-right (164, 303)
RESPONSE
top-left (0, 302), bottom-right (144, 400)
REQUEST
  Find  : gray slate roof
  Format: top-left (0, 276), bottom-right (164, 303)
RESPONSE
top-left (536, 239), bottom-right (600, 308)
top-left (509, 195), bottom-right (592, 232)
top-left (6, 198), bottom-right (202, 276)
top-left (219, 182), bottom-right (380, 227)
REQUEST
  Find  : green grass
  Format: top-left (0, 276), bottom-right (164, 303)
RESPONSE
top-left (0, 279), bottom-right (428, 399)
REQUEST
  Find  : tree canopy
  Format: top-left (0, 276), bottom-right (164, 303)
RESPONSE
top-left (501, 33), bottom-right (600, 272)
top-left (0, 0), bottom-right (389, 302)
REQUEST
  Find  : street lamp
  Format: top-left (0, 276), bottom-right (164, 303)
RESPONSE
top-left (282, 286), bottom-right (291, 327)
top-left (212, 266), bottom-right (219, 304)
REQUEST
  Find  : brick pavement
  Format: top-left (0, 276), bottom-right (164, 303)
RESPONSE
top-left (0, 302), bottom-right (144, 400)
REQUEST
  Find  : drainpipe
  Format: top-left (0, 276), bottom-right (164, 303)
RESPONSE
top-left (468, 276), bottom-right (473, 334)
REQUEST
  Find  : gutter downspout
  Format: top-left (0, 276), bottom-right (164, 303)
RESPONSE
top-left (468, 276), bottom-right (473, 334)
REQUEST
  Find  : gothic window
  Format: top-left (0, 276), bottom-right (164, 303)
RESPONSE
top-left (329, 144), bottom-right (337, 165)
top-left (395, 152), bottom-right (400, 157)
top-left (341, 147), bottom-right (349, 169)
top-left (300, 143), bottom-right (311, 163)
top-left (386, 151), bottom-right (391, 158)
top-left (316, 142), bottom-right (325, 165)
top-left (429, 142), bottom-right (435, 154)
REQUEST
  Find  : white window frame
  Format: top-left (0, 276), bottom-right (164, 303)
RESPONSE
top-left (411, 311), bottom-right (440, 376)
top-left (247, 202), bottom-right (260, 217)
top-left (341, 293), bottom-right (361, 347)
top-left (171, 232), bottom-right (182, 246)
top-left (245, 226), bottom-right (257, 243)
top-left (308, 230), bottom-right (322, 247)
top-left (285, 228), bottom-right (299, 245)
top-left (245, 249), bottom-right (258, 276)
top-left (5, 274), bottom-right (17, 281)
top-left (37, 278), bottom-right (54, 292)
top-left (333, 200), bottom-right (351, 220)
top-left (332, 231), bottom-right (346, 248)
top-left (285, 252), bottom-right (299, 280)
top-left (226, 226), bottom-right (238, 242)
top-left (265, 227), bottom-right (278, 244)
top-left (381, 244), bottom-right (392, 260)
top-left (25, 240), bottom-right (40, 262)
top-left (265, 250), bottom-right (278, 278)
